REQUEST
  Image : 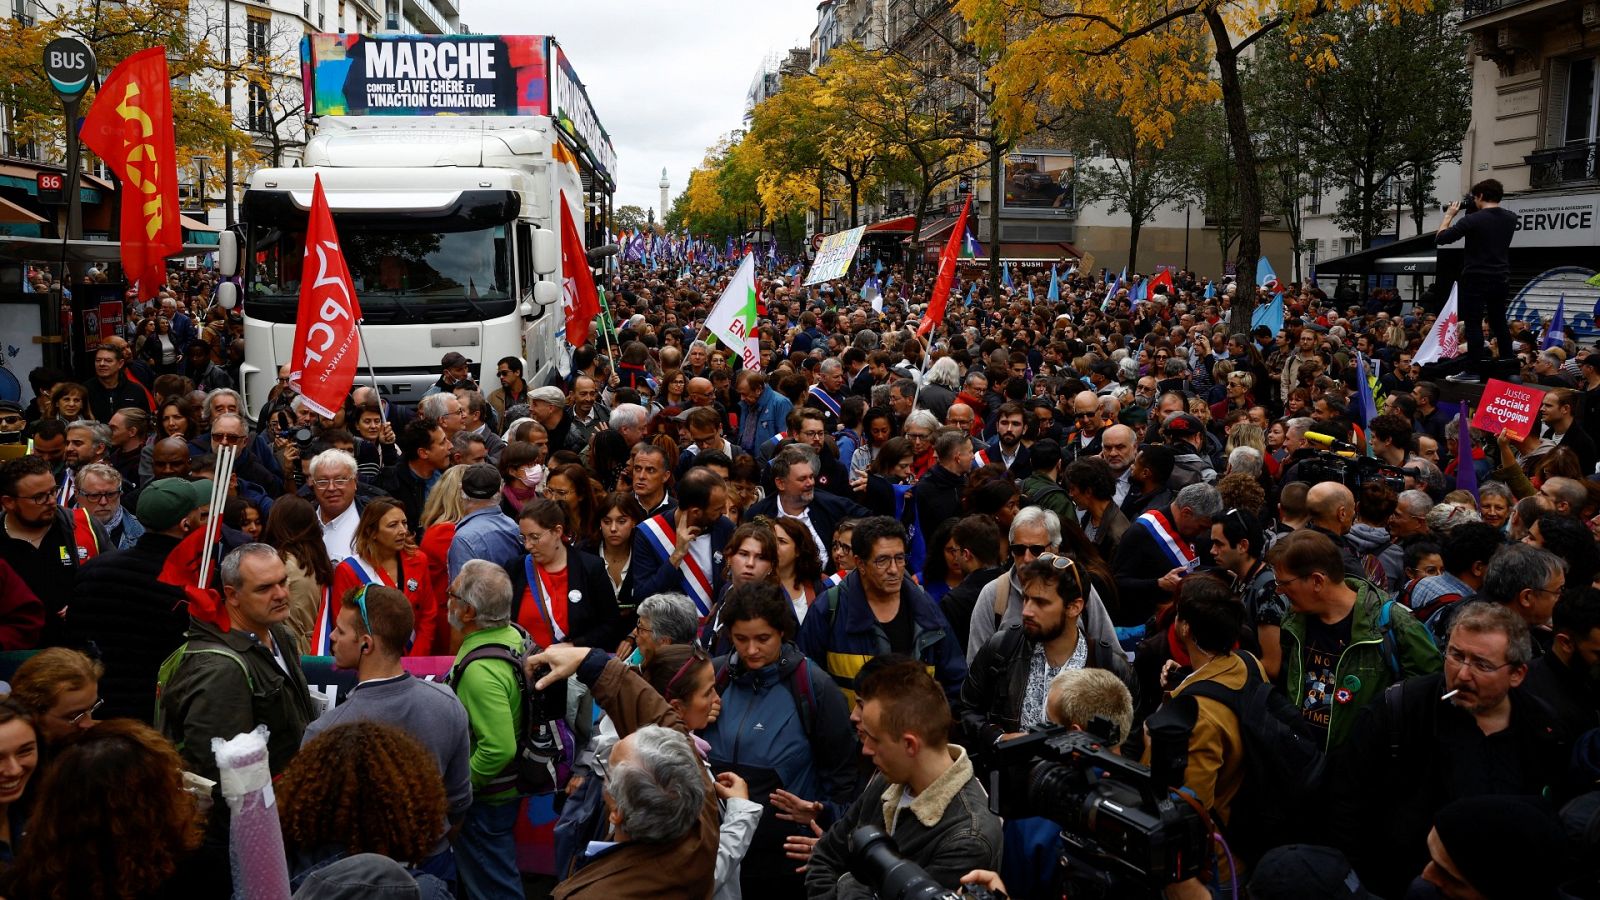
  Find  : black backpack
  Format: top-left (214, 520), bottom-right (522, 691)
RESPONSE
top-left (445, 626), bottom-right (575, 796)
top-left (1176, 650), bottom-right (1325, 865)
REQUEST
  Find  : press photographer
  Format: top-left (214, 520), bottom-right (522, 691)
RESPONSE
top-left (1435, 178), bottom-right (1519, 384)
top-left (805, 660), bottom-right (1002, 899)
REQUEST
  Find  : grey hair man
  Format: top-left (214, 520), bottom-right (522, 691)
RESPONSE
top-left (608, 403), bottom-right (650, 449)
top-left (445, 558), bottom-right (528, 899)
top-left (64, 419), bottom-right (111, 469)
top-left (1227, 446), bottom-right (1263, 478)
top-left (607, 724), bottom-right (708, 844)
top-left (308, 448), bottom-right (361, 563)
top-left (75, 462), bottom-right (142, 549)
top-left (1481, 543), bottom-right (1566, 648)
top-left (418, 391), bottom-right (467, 438)
top-left (966, 506), bottom-right (1120, 660)
top-left (1111, 482), bottom-right (1223, 627)
top-left (1390, 490), bottom-right (1435, 541)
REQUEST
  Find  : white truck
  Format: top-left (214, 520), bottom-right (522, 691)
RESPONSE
top-left (230, 114), bottom-right (585, 413)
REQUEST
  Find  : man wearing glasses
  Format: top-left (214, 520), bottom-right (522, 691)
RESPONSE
top-left (306, 450), bottom-right (365, 564)
top-left (1, 455), bottom-right (109, 646)
top-left (797, 516), bottom-right (967, 703)
top-left (1268, 529), bottom-right (1440, 756)
top-left (1062, 391), bottom-right (1104, 465)
top-left (1112, 482), bottom-right (1223, 629)
top-left (74, 463), bottom-right (142, 551)
top-left (1330, 602), bottom-right (1566, 899)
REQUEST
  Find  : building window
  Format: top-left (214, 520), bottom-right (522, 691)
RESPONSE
top-left (1307, 175), bottom-right (1322, 214)
top-left (1564, 57), bottom-right (1597, 145)
top-left (246, 15), bottom-right (269, 60)
top-left (1343, 237), bottom-right (1359, 255)
top-left (248, 82), bottom-right (271, 133)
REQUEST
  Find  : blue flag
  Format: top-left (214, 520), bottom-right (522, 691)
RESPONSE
top-left (874, 259), bottom-right (884, 275)
top-left (1047, 265), bottom-right (1060, 301)
top-left (1027, 282), bottom-right (1035, 301)
top-left (1256, 256), bottom-right (1278, 292)
top-left (1251, 292), bottom-right (1285, 333)
top-left (964, 283), bottom-right (977, 307)
top-left (1356, 354), bottom-right (1379, 429)
top-left (893, 483), bottom-right (927, 579)
top-left (1204, 282), bottom-right (1216, 300)
top-left (1543, 294), bottom-right (1568, 350)
top-left (1001, 261), bottom-right (1013, 290)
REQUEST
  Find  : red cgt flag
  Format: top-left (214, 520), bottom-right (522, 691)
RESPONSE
top-left (918, 196), bottom-right (970, 337)
top-left (559, 192), bottom-right (600, 348)
top-left (78, 47), bottom-right (183, 301)
top-left (288, 174), bottom-right (363, 418)
top-left (1148, 266), bottom-right (1175, 298)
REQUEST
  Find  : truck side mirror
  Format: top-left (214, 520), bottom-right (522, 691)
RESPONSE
top-left (217, 231), bottom-right (239, 277)
top-left (216, 282), bottom-right (238, 310)
top-left (532, 229), bottom-right (558, 275)
top-left (533, 280), bottom-right (560, 307)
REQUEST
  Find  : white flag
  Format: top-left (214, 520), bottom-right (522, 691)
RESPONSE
top-left (1414, 283), bottom-right (1463, 366)
top-left (704, 254), bottom-right (760, 370)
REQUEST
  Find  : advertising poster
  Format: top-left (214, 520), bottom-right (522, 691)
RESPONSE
top-left (1003, 153), bottom-right (1075, 210)
top-left (304, 34), bottom-right (550, 117)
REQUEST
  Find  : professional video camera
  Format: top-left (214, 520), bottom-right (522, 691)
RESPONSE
top-left (980, 705), bottom-right (1210, 900)
top-left (1297, 431), bottom-right (1418, 492)
top-left (848, 827), bottom-right (1005, 900)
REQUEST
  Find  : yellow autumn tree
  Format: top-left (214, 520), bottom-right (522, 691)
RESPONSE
top-left (956, 0), bottom-right (1423, 325)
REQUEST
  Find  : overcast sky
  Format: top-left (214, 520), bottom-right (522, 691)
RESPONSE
top-left (474, 2), bottom-right (819, 218)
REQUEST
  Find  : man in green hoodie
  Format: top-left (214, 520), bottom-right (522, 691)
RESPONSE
top-left (446, 559), bottom-right (526, 900)
top-left (1269, 529), bottom-right (1441, 751)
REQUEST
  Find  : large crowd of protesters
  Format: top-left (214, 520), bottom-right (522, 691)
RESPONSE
top-left (1, 245), bottom-right (1599, 900)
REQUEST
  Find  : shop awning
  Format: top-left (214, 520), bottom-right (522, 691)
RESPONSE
top-left (1315, 232), bottom-right (1437, 276)
top-left (865, 215), bottom-right (917, 233)
top-left (996, 241), bottom-right (1082, 260)
top-left (180, 214), bottom-right (219, 233)
top-left (915, 216), bottom-right (958, 243)
top-left (0, 196), bottom-right (46, 225)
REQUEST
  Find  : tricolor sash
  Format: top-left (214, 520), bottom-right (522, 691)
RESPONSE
top-left (1136, 509), bottom-right (1199, 572)
top-left (808, 385), bottom-right (842, 418)
top-left (973, 448), bottom-right (991, 470)
top-left (638, 514), bottom-right (713, 615)
top-left (524, 556), bottom-right (567, 644)
top-left (821, 570), bottom-right (847, 590)
top-left (310, 587), bottom-right (335, 655)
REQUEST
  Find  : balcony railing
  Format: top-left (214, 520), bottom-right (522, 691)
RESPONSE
top-left (1527, 140), bottom-right (1599, 190)
top-left (1462, 0), bottom-right (1538, 19)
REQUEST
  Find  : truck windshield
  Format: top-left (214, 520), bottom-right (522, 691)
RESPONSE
top-left (245, 221), bottom-right (514, 324)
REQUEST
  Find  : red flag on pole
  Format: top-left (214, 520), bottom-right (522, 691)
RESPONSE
top-left (917, 197), bottom-right (971, 337)
top-left (78, 47), bottom-right (183, 301)
top-left (559, 192), bottom-right (600, 348)
top-left (288, 174), bottom-right (363, 418)
top-left (1147, 266), bottom-right (1175, 298)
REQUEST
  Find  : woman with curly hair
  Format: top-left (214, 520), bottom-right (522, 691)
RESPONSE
top-left (0, 719), bottom-right (202, 900)
top-left (278, 721), bottom-right (451, 898)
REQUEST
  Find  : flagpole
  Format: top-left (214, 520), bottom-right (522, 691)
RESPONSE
top-left (354, 318), bottom-right (381, 396)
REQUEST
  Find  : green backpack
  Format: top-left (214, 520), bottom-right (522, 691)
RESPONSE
top-left (153, 641), bottom-right (252, 740)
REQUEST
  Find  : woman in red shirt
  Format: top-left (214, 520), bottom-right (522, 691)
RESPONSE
top-left (327, 498), bottom-right (439, 657)
top-left (506, 499), bottom-right (622, 650)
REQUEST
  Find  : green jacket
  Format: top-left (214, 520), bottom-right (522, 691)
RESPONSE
top-left (452, 625), bottom-right (526, 803)
top-left (1279, 577), bottom-right (1441, 751)
top-left (159, 617), bottom-right (314, 784)
top-left (1020, 473), bottom-right (1076, 523)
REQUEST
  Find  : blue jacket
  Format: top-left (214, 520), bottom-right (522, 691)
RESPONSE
top-left (702, 643), bottom-right (858, 825)
top-left (737, 386), bottom-right (793, 454)
top-left (797, 570), bottom-right (968, 703)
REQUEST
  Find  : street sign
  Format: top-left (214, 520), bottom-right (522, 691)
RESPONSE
top-left (36, 171), bottom-right (65, 205)
top-left (42, 38), bottom-right (95, 102)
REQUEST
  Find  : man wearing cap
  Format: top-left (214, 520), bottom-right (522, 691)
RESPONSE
top-left (1164, 414), bottom-right (1219, 489)
top-left (447, 463), bottom-right (522, 581)
top-left (423, 352), bottom-right (476, 398)
top-left (70, 476), bottom-right (209, 720)
top-left (528, 385), bottom-right (586, 456)
top-left (0, 400), bottom-right (25, 444)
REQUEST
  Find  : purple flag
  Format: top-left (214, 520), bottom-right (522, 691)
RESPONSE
top-left (1456, 402), bottom-right (1477, 498)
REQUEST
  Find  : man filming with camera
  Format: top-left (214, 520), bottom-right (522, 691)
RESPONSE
top-left (805, 660), bottom-right (1002, 899)
top-left (1435, 178), bottom-right (1519, 385)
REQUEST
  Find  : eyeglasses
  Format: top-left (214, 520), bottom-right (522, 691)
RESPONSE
top-left (831, 540), bottom-right (853, 553)
top-left (868, 553), bottom-right (908, 571)
top-left (905, 432), bottom-right (931, 441)
top-left (312, 477), bottom-right (353, 489)
top-left (80, 490), bottom-right (120, 503)
top-left (64, 698), bottom-right (103, 726)
top-left (211, 432), bottom-right (245, 445)
top-left (11, 487), bottom-right (57, 505)
top-left (352, 585), bottom-right (373, 633)
top-left (1444, 646), bottom-right (1516, 675)
top-left (1010, 543), bottom-right (1049, 558)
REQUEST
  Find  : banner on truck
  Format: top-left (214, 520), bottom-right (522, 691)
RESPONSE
top-left (303, 34), bottom-right (550, 117)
